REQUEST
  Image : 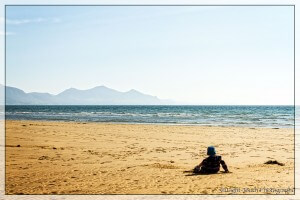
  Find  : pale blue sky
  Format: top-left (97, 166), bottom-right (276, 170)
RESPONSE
top-left (6, 6), bottom-right (294, 105)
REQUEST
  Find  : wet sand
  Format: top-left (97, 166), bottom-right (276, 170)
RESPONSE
top-left (5, 120), bottom-right (294, 194)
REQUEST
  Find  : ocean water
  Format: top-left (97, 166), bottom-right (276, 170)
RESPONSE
top-left (5, 105), bottom-right (295, 128)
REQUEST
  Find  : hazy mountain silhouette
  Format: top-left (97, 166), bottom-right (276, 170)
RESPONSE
top-left (4, 85), bottom-right (175, 105)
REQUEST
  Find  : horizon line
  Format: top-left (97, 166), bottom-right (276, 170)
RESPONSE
top-left (5, 104), bottom-right (295, 106)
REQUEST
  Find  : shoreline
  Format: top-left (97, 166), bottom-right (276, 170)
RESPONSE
top-left (6, 120), bottom-right (294, 194)
top-left (4, 119), bottom-right (294, 129)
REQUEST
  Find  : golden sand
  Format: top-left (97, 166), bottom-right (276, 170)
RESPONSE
top-left (5, 120), bottom-right (294, 194)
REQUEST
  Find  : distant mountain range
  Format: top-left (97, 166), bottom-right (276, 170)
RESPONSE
top-left (3, 85), bottom-right (175, 105)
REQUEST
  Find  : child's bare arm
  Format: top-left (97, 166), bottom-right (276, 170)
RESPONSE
top-left (198, 160), bottom-right (203, 167)
top-left (220, 160), bottom-right (229, 172)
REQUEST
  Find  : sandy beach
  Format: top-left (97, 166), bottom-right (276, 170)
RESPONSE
top-left (5, 120), bottom-right (294, 194)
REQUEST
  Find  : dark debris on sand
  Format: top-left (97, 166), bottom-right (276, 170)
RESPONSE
top-left (38, 156), bottom-right (50, 160)
top-left (264, 160), bottom-right (284, 166)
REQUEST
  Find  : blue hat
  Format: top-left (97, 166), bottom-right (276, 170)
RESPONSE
top-left (207, 146), bottom-right (216, 156)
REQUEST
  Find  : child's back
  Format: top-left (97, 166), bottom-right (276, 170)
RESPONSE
top-left (194, 146), bottom-right (229, 174)
top-left (199, 155), bottom-right (228, 173)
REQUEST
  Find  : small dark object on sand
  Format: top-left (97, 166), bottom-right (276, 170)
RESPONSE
top-left (53, 147), bottom-right (57, 150)
top-left (264, 160), bottom-right (284, 166)
top-left (38, 156), bottom-right (50, 160)
top-left (16, 144), bottom-right (21, 147)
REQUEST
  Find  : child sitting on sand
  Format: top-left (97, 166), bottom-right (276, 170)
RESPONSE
top-left (194, 146), bottom-right (229, 174)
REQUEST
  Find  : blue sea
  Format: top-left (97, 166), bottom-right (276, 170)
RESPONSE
top-left (5, 105), bottom-right (295, 128)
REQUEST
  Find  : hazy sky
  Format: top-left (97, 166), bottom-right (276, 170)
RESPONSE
top-left (6, 6), bottom-right (294, 105)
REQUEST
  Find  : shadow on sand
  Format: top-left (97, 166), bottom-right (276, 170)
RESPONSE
top-left (183, 170), bottom-right (232, 176)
